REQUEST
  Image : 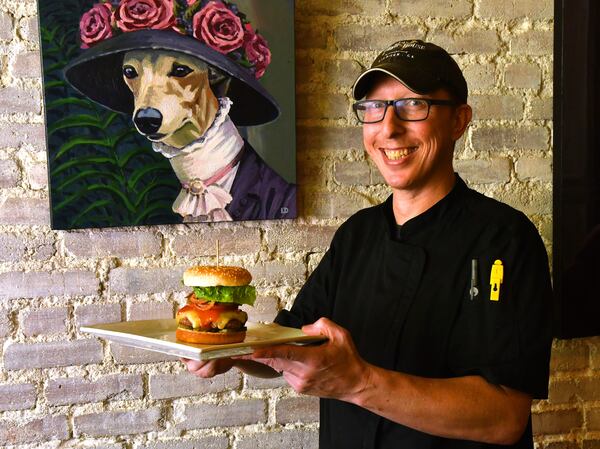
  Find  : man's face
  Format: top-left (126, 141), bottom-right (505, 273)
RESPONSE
top-left (362, 75), bottom-right (470, 194)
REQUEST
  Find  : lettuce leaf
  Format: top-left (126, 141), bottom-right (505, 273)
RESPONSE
top-left (193, 285), bottom-right (256, 306)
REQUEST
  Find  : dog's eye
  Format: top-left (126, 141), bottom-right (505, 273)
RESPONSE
top-left (123, 65), bottom-right (138, 79)
top-left (169, 63), bottom-right (193, 78)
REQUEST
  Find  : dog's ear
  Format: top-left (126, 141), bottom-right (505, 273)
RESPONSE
top-left (208, 67), bottom-right (231, 97)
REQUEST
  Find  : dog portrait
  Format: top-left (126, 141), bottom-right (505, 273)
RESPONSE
top-left (39, 0), bottom-right (296, 229)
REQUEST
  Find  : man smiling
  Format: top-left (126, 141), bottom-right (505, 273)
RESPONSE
top-left (182, 40), bottom-right (553, 449)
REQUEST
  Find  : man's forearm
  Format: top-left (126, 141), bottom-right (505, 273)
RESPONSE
top-left (350, 365), bottom-right (532, 445)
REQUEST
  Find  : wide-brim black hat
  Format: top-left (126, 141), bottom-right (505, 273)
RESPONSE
top-left (63, 29), bottom-right (280, 126)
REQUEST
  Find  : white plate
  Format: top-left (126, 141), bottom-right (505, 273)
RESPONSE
top-left (81, 319), bottom-right (326, 361)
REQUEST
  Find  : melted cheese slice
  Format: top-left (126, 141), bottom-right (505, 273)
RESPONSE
top-left (177, 306), bottom-right (247, 330)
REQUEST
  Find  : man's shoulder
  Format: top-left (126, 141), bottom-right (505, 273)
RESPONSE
top-left (461, 185), bottom-right (537, 235)
top-left (333, 201), bottom-right (387, 242)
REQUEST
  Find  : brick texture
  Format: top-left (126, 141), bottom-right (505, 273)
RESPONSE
top-left (110, 343), bottom-right (179, 365)
top-left (515, 157), bottom-right (552, 181)
top-left (4, 339), bottom-right (103, 370)
top-left (171, 227), bottom-right (261, 256)
top-left (65, 230), bottom-right (163, 258)
top-left (0, 415), bottom-right (69, 445)
top-left (179, 399), bottom-right (266, 430)
top-left (297, 0), bottom-right (385, 16)
top-left (470, 95), bottom-right (523, 120)
top-left (550, 339), bottom-right (590, 372)
top-left (276, 396), bottom-right (320, 424)
top-left (505, 63), bottom-right (542, 90)
top-left (0, 123), bottom-right (46, 149)
top-left (13, 51), bottom-right (41, 78)
top-left (532, 409), bottom-right (583, 435)
top-left (243, 296), bottom-right (279, 323)
top-left (108, 267), bottom-right (184, 295)
top-left (510, 30), bottom-right (553, 56)
top-left (0, 197), bottom-right (50, 226)
top-left (471, 127), bottom-right (549, 151)
top-left (0, 11), bottom-right (13, 40)
top-left (127, 301), bottom-right (173, 321)
top-left (392, 0), bottom-right (471, 18)
top-left (265, 224), bottom-right (336, 252)
top-left (479, 0), bottom-right (553, 20)
top-left (75, 303), bottom-right (122, 327)
top-left (236, 429), bottom-right (319, 449)
top-left (74, 408), bottom-right (162, 437)
top-left (297, 126), bottom-right (363, 153)
top-left (0, 270), bottom-right (99, 300)
top-left (0, 310), bottom-right (12, 337)
top-left (454, 158), bottom-right (511, 184)
top-left (149, 370), bottom-right (240, 400)
top-left (0, 159), bottom-right (19, 188)
top-left (137, 437), bottom-right (229, 449)
top-left (549, 377), bottom-right (600, 403)
top-left (46, 374), bottom-right (143, 406)
top-left (21, 306), bottom-right (68, 336)
top-left (0, 87), bottom-right (40, 114)
top-left (0, 383), bottom-right (37, 411)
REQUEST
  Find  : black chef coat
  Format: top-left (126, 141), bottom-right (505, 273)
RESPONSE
top-left (275, 175), bottom-right (553, 449)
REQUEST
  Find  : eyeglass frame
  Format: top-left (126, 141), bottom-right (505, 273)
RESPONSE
top-left (352, 97), bottom-right (458, 124)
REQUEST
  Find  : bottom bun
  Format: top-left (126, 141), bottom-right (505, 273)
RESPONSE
top-left (176, 327), bottom-right (246, 345)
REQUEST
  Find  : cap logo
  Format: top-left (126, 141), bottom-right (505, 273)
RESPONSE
top-left (378, 50), bottom-right (415, 63)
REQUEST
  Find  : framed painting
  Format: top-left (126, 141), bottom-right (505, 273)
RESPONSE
top-left (38, 0), bottom-right (296, 229)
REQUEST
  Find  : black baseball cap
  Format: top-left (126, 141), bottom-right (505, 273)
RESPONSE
top-left (352, 39), bottom-right (468, 104)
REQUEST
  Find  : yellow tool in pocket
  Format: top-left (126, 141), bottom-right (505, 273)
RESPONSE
top-left (489, 260), bottom-right (504, 301)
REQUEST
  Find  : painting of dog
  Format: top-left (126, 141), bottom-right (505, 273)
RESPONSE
top-left (39, 0), bottom-right (296, 229)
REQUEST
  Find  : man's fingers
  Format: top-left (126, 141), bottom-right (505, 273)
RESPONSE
top-left (180, 358), bottom-right (207, 372)
top-left (302, 317), bottom-right (341, 338)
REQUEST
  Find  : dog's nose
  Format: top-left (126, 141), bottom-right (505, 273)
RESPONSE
top-left (134, 108), bottom-right (163, 135)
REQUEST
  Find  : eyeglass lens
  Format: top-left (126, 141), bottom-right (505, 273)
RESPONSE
top-left (355, 99), bottom-right (430, 123)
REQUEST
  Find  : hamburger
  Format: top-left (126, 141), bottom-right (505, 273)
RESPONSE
top-left (175, 265), bottom-right (256, 344)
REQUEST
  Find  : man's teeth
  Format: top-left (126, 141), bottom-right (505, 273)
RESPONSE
top-left (384, 148), bottom-right (414, 160)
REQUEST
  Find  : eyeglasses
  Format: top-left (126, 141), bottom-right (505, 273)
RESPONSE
top-left (352, 98), bottom-right (458, 124)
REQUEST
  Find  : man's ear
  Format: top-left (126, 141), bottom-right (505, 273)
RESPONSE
top-left (452, 103), bottom-right (472, 141)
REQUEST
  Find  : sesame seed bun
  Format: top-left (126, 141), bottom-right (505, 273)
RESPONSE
top-left (183, 265), bottom-right (252, 287)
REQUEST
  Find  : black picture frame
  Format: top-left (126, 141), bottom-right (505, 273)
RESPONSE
top-left (553, 0), bottom-right (600, 338)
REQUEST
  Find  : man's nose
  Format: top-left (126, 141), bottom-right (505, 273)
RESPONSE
top-left (379, 105), bottom-right (406, 136)
top-left (134, 108), bottom-right (163, 135)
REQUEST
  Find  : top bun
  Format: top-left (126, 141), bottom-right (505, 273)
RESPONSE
top-left (183, 265), bottom-right (252, 287)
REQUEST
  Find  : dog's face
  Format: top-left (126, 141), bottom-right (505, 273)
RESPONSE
top-left (122, 50), bottom-right (220, 148)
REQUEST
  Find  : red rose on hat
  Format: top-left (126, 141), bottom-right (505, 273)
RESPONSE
top-left (193, 1), bottom-right (244, 54)
top-left (115, 0), bottom-right (176, 33)
top-left (243, 24), bottom-right (271, 79)
top-left (80, 3), bottom-right (114, 49)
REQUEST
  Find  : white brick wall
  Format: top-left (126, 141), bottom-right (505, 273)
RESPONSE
top-left (0, 0), bottom-right (572, 447)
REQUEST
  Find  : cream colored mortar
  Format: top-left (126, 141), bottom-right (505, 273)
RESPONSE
top-left (0, 0), bottom-right (560, 447)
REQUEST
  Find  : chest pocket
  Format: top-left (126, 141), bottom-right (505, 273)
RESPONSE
top-left (449, 259), bottom-right (519, 370)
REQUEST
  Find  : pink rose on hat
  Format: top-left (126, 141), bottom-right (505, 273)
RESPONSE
top-left (78, 0), bottom-right (273, 79)
top-left (115, 0), bottom-right (176, 33)
top-left (192, 1), bottom-right (244, 54)
top-left (243, 24), bottom-right (271, 79)
top-left (79, 2), bottom-right (114, 49)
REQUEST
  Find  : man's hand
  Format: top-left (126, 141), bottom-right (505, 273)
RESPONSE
top-left (242, 317), bottom-right (372, 402)
top-left (180, 357), bottom-right (235, 378)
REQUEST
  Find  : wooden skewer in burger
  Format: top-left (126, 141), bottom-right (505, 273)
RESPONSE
top-left (176, 265), bottom-right (256, 344)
